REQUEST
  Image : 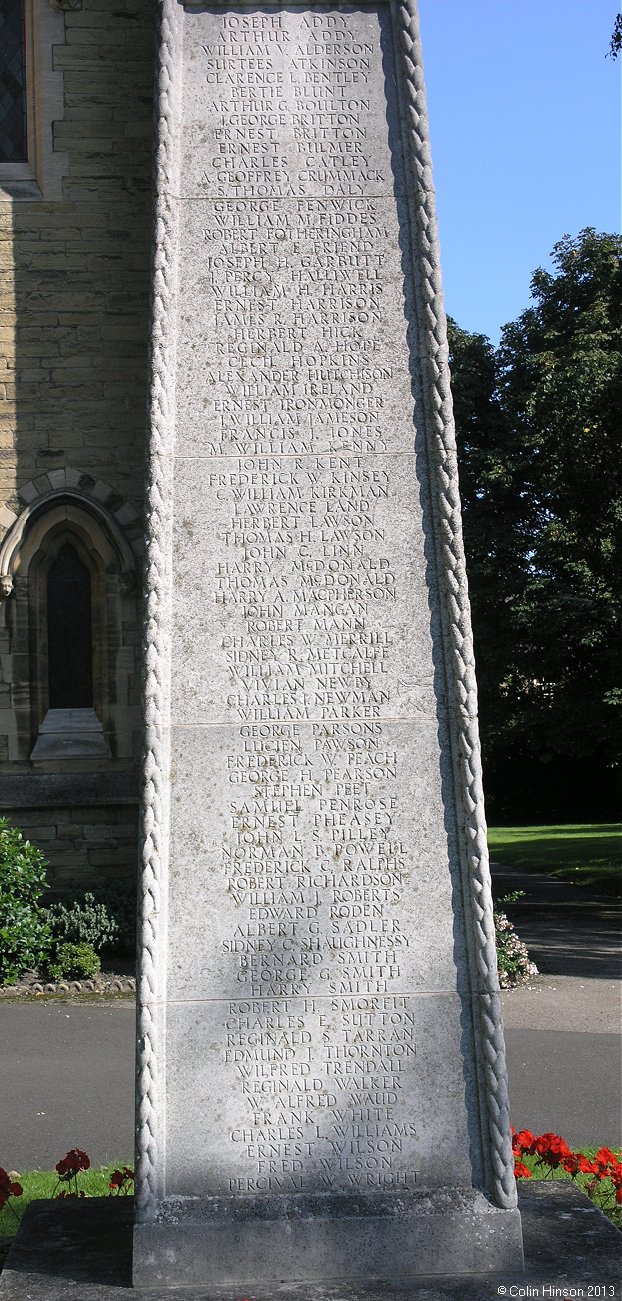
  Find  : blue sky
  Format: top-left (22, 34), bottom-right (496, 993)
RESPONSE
top-left (418, 0), bottom-right (621, 343)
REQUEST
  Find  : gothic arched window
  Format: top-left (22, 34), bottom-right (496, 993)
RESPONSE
top-left (0, 0), bottom-right (27, 164)
top-left (0, 489), bottom-right (140, 763)
top-left (46, 543), bottom-right (93, 710)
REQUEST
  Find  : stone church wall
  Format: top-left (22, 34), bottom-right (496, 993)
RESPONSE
top-left (0, 0), bottom-right (155, 893)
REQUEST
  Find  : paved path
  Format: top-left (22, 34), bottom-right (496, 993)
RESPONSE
top-left (491, 859), bottom-right (621, 979)
top-left (501, 975), bottom-right (621, 1145)
top-left (0, 1002), bottom-right (135, 1171)
top-left (492, 861), bottom-right (621, 1146)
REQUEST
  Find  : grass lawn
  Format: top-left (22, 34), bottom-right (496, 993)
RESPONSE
top-left (0, 1165), bottom-right (131, 1269)
top-left (488, 822), bottom-right (621, 894)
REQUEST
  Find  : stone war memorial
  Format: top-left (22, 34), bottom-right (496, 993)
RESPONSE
top-left (134, 0), bottom-right (524, 1288)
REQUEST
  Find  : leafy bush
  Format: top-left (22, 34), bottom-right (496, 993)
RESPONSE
top-left (495, 908), bottom-right (538, 988)
top-left (45, 942), bottom-right (101, 981)
top-left (493, 890), bottom-right (538, 989)
top-left (96, 882), bottom-right (135, 952)
top-left (47, 892), bottom-right (118, 952)
top-left (46, 882), bottom-right (135, 956)
top-left (0, 818), bottom-right (51, 985)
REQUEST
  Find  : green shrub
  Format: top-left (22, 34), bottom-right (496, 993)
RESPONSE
top-left (494, 905), bottom-right (538, 988)
top-left (46, 882), bottom-right (135, 956)
top-left (0, 818), bottom-right (51, 986)
top-left (95, 882), bottom-right (135, 953)
top-left (47, 892), bottom-right (118, 952)
top-left (45, 942), bottom-right (101, 981)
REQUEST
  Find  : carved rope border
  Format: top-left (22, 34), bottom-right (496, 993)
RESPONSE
top-left (136, 0), bottom-right (517, 1217)
top-left (135, 0), bottom-right (182, 1220)
top-left (395, 0), bottom-right (517, 1209)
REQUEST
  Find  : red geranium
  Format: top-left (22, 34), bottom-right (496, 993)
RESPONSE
top-left (534, 1132), bottom-right (572, 1166)
top-left (512, 1127), bottom-right (622, 1227)
top-left (0, 1168), bottom-right (23, 1215)
top-left (109, 1166), bottom-right (135, 1195)
top-left (55, 1149), bottom-right (90, 1179)
top-left (512, 1129), bottom-right (536, 1155)
top-left (577, 1155), bottom-right (599, 1175)
top-left (514, 1160), bottom-right (532, 1179)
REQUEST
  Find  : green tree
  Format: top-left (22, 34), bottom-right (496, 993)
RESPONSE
top-left (608, 13), bottom-right (622, 58)
top-left (450, 229), bottom-right (622, 815)
top-left (447, 319), bottom-right (528, 748)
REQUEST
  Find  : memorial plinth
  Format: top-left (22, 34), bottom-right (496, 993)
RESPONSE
top-left (134, 0), bottom-right (523, 1286)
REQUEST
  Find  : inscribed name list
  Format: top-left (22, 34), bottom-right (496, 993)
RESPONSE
top-left (167, 3), bottom-right (473, 1203)
top-left (176, 4), bottom-right (413, 459)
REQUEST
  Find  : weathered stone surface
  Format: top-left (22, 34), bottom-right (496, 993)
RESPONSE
top-left (135, 0), bottom-right (521, 1286)
top-left (2, 1187), bottom-right (621, 1298)
top-left (134, 1191), bottom-right (521, 1287)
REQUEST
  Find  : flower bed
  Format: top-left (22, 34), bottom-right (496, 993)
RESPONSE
top-left (513, 1129), bottom-right (622, 1228)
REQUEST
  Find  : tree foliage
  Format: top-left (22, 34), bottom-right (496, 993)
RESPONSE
top-left (0, 818), bottom-right (51, 984)
top-left (608, 13), bottom-right (622, 58)
top-left (449, 229), bottom-right (622, 817)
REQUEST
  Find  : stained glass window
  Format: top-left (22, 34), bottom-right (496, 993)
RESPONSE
top-left (0, 0), bottom-right (27, 163)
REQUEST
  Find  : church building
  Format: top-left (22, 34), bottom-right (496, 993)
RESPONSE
top-left (0, 0), bottom-right (155, 890)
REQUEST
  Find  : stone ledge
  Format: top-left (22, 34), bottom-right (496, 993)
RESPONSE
top-left (0, 772), bottom-right (139, 807)
top-left (0, 974), bottom-right (136, 1000)
top-left (134, 1190), bottom-right (523, 1287)
top-left (0, 1185), bottom-right (620, 1298)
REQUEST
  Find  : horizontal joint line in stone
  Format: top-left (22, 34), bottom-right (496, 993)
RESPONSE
top-left (168, 715), bottom-right (440, 728)
top-left (172, 451), bottom-right (418, 462)
top-left (165, 990), bottom-right (466, 1006)
top-left (182, 1), bottom-right (385, 9)
top-left (167, 192), bottom-right (395, 203)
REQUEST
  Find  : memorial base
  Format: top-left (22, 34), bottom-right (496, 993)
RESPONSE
top-left (132, 1190), bottom-right (523, 1288)
top-left (1, 1187), bottom-right (620, 1300)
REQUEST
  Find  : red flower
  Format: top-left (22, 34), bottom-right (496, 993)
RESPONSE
top-left (109, 1165), bottom-right (135, 1193)
top-left (512, 1127), bottom-right (622, 1208)
top-left (595, 1147), bottom-right (617, 1167)
top-left (578, 1155), bottom-right (599, 1175)
top-left (514, 1129), bottom-right (536, 1155)
top-left (609, 1162), bottom-right (622, 1189)
top-left (55, 1149), bottom-right (90, 1179)
top-left (0, 1169), bottom-right (23, 1210)
top-left (534, 1132), bottom-right (572, 1166)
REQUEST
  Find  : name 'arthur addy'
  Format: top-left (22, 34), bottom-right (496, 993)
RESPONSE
top-left (134, 0), bottom-right (524, 1287)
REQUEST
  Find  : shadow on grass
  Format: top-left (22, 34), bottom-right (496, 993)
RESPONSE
top-left (488, 823), bottom-right (622, 895)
